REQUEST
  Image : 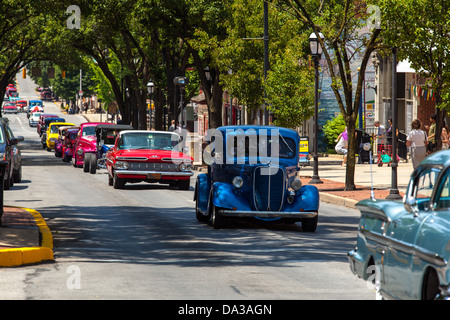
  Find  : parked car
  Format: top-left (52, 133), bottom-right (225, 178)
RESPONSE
top-left (40, 117), bottom-right (65, 148)
top-left (28, 112), bottom-right (43, 127)
top-left (72, 122), bottom-right (110, 168)
top-left (3, 102), bottom-right (17, 114)
top-left (0, 118), bottom-right (23, 189)
top-left (55, 126), bottom-right (77, 157)
top-left (194, 125), bottom-right (319, 230)
top-left (83, 123), bottom-right (133, 174)
top-left (37, 113), bottom-right (58, 136)
top-left (348, 150), bottom-right (450, 300)
top-left (45, 122), bottom-right (75, 151)
top-left (105, 130), bottom-right (193, 189)
top-left (62, 128), bottom-right (79, 162)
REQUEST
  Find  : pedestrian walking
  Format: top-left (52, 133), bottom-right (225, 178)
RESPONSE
top-left (406, 119), bottom-right (428, 169)
top-left (335, 127), bottom-right (348, 166)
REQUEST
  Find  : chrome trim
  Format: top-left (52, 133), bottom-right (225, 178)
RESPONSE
top-left (219, 210), bottom-right (317, 219)
top-left (253, 164), bottom-right (285, 212)
top-left (114, 170), bottom-right (193, 177)
top-left (361, 229), bottom-right (447, 267)
top-left (116, 156), bottom-right (148, 161)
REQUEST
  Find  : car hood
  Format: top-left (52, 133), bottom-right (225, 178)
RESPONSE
top-left (115, 149), bottom-right (193, 162)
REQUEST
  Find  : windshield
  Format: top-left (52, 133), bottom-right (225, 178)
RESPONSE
top-left (225, 132), bottom-right (297, 162)
top-left (119, 132), bottom-right (181, 151)
top-left (82, 126), bottom-right (96, 137)
top-left (50, 125), bottom-right (63, 134)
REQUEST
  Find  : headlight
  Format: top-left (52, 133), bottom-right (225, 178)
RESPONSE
top-left (291, 179), bottom-right (302, 191)
top-left (114, 161), bottom-right (129, 170)
top-left (77, 148), bottom-right (84, 155)
top-left (0, 152), bottom-right (4, 160)
top-left (179, 163), bottom-right (193, 171)
top-left (232, 176), bottom-right (244, 188)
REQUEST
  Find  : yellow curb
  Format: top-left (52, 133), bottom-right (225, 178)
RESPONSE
top-left (0, 206), bottom-right (54, 267)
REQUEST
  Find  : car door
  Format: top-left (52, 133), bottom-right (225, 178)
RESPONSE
top-left (383, 166), bottom-right (440, 299)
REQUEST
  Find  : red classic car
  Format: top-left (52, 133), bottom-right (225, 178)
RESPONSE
top-left (105, 130), bottom-right (193, 189)
top-left (37, 114), bottom-right (58, 136)
top-left (62, 128), bottom-right (79, 162)
top-left (72, 122), bottom-right (110, 167)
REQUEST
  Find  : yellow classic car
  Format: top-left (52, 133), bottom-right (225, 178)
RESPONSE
top-left (45, 122), bottom-right (75, 151)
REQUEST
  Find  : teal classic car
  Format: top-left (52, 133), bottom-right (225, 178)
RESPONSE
top-left (348, 150), bottom-right (450, 300)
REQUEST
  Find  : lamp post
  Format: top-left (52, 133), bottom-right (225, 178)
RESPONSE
top-left (147, 81), bottom-right (154, 130)
top-left (173, 76), bottom-right (188, 130)
top-left (386, 47), bottom-right (402, 200)
top-left (308, 32), bottom-right (324, 185)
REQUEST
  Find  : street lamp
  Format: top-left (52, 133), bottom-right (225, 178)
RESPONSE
top-left (147, 81), bottom-right (154, 130)
top-left (173, 76), bottom-right (188, 130)
top-left (308, 32), bottom-right (324, 185)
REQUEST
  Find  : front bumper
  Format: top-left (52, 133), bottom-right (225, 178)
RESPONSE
top-left (219, 210), bottom-right (317, 219)
top-left (115, 170), bottom-right (193, 178)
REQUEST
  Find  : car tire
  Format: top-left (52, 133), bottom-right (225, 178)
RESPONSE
top-left (178, 178), bottom-right (190, 190)
top-left (301, 215), bottom-right (318, 232)
top-left (89, 155), bottom-right (97, 174)
top-left (195, 186), bottom-right (211, 222)
top-left (3, 172), bottom-right (12, 190)
top-left (113, 173), bottom-right (125, 189)
top-left (13, 166), bottom-right (22, 183)
top-left (108, 172), bottom-right (113, 186)
top-left (211, 204), bottom-right (225, 229)
top-left (83, 154), bottom-right (90, 172)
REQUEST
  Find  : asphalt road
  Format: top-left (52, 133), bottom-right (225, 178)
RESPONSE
top-left (0, 76), bottom-right (375, 301)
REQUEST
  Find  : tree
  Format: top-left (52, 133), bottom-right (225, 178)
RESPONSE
top-left (379, 0), bottom-right (450, 150)
top-left (276, 0), bottom-right (383, 190)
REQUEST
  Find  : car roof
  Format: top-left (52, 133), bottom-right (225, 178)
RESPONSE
top-left (118, 130), bottom-right (179, 136)
top-left (419, 149), bottom-right (450, 167)
top-left (95, 124), bottom-right (134, 131)
top-left (49, 122), bottom-right (75, 127)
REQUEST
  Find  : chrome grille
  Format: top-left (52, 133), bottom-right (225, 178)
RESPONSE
top-left (127, 162), bottom-right (179, 172)
top-left (253, 166), bottom-right (285, 211)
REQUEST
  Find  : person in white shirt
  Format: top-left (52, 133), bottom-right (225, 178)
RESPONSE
top-left (335, 127), bottom-right (348, 166)
top-left (406, 119), bottom-right (428, 169)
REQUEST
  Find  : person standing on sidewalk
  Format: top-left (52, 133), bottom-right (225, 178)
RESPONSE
top-left (406, 119), bottom-right (428, 169)
top-left (427, 114), bottom-right (437, 154)
top-left (374, 120), bottom-right (385, 161)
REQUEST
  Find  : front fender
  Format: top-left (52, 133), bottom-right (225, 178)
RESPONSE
top-left (194, 173), bottom-right (211, 213)
top-left (211, 182), bottom-right (251, 211)
top-left (285, 185), bottom-right (319, 212)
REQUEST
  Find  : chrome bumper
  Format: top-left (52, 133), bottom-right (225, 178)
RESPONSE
top-left (115, 170), bottom-right (194, 177)
top-left (219, 210), bottom-right (317, 219)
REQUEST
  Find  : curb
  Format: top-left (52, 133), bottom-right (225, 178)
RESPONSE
top-left (0, 206), bottom-right (54, 267)
top-left (319, 192), bottom-right (358, 209)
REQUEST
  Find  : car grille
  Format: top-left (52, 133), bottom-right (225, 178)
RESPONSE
top-left (127, 162), bottom-right (179, 172)
top-left (253, 166), bottom-right (285, 211)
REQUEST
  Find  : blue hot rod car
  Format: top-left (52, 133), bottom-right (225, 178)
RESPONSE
top-left (348, 150), bottom-right (450, 300)
top-left (194, 125), bottom-right (319, 231)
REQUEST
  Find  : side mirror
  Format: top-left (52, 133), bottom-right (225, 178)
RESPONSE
top-left (403, 195), bottom-right (418, 215)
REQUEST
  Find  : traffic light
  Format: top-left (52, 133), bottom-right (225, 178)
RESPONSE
top-left (61, 70), bottom-right (66, 79)
top-left (22, 68), bottom-right (26, 79)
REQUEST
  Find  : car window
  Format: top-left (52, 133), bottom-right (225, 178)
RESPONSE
top-left (82, 126), bottom-right (95, 136)
top-left (434, 168), bottom-right (450, 209)
top-left (414, 167), bottom-right (439, 199)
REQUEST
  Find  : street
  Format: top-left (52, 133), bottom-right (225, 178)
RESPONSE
top-left (0, 77), bottom-right (374, 300)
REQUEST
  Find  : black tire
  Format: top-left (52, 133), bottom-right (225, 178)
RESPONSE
top-left (83, 154), bottom-right (90, 172)
top-left (13, 166), bottom-right (22, 183)
top-left (195, 188), bottom-right (211, 222)
top-left (178, 178), bottom-right (190, 190)
top-left (89, 155), bottom-right (97, 174)
top-left (422, 268), bottom-right (440, 300)
top-left (3, 171), bottom-right (11, 190)
top-left (108, 172), bottom-right (113, 186)
top-left (113, 173), bottom-right (125, 189)
top-left (301, 215), bottom-right (318, 232)
top-left (211, 204), bottom-right (225, 229)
